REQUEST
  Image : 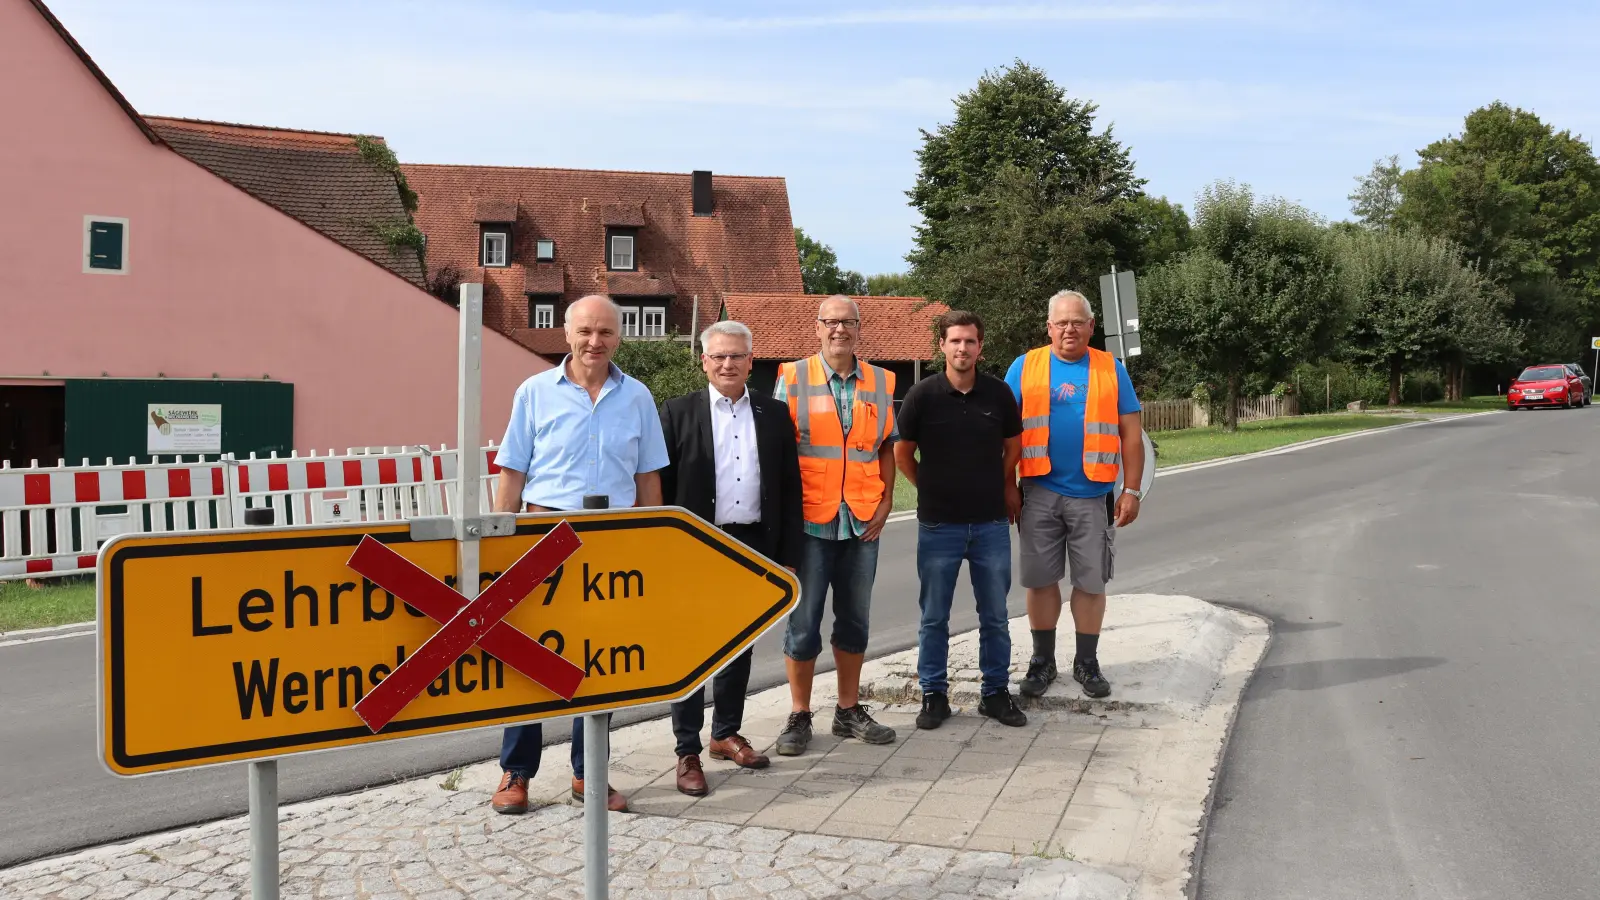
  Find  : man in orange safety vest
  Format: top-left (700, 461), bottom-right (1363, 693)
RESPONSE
top-left (1004, 289), bottom-right (1145, 700)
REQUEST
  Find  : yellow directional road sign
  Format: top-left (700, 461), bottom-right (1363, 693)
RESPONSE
top-left (98, 509), bottom-right (799, 776)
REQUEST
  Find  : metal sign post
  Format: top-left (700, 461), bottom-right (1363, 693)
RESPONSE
top-left (581, 493), bottom-right (611, 900)
top-left (1590, 337), bottom-right (1599, 383)
top-left (585, 713), bottom-right (609, 899)
top-left (248, 760), bottom-right (277, 900)
top-left (1099, 267), bottom-right (1141, 360)
top-left (1098, 268), bottom-right (1153, 499)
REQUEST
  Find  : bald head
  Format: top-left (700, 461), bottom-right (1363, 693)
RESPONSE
top-left (565, 294), bottom-right (622, 328)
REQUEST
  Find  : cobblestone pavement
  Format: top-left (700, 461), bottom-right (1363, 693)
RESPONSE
top-left (0, 598), bottom-right (1267, 900)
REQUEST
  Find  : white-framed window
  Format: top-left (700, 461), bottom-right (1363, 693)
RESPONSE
top-left (83, 215), bottom-right (130, 275)
top-left (482, 231), bottom-right (508, 267)
top-left (642, 307), bottom-right (666, 337)
top-left (536, 239), bottom-right (555, 261)
top-left (619, 306), bottom-right (640, 337)
top-left (609, 234), bottom-right (635, 270)
top-left (533, 303), bottom-right (555, 329)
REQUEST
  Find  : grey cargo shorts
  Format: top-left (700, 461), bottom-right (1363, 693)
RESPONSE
top-left (1017, 483), bottom-right (1116, 593)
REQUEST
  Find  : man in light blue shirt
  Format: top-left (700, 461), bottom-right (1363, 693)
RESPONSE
top-left (488, 295), bottom-right (669, 816)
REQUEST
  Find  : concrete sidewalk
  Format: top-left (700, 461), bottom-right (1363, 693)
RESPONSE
top-left (0, 595), bottom-right (1267, 900)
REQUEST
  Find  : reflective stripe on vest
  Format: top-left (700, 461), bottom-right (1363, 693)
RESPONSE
top-left (782, 355), bottom-right (897, 524)
top-left (1016, 346), bottom-right (1121, 482)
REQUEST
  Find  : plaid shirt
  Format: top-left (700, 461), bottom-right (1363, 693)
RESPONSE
top-left (773, 358), bottom-right (898, 540)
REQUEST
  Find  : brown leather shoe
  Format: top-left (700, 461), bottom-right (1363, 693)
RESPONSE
top-left (708, 734), bottom-right (770, 769)
top-left (676, 754), bottom-right (709, 796)
top-left (570, 777), bottom-right (629, 812)
top-left (491, 771), bottom-right (529, 815)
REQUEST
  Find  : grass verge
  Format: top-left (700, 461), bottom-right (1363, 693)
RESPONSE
top-left (0, 577), bottom-right (97, 632)
top-left (1152, 413), bottom-right (1419, 468)
top-left (1410, 396), bottom-right (1506, 412)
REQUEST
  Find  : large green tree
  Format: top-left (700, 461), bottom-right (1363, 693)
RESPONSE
top-left (795, 227), bottom-right (866, 296)
top-left (1396, 102), bottom-right (1600, 360)
top-left (1142, 182), bottom-right (1346, 429)
top-left (1335, 228), bottom-right (1517, 403)
top-left (907, 61), bottom-right (1159, 368)
top-left (907, 60), bottom-right (1144, 273)
top-left (917, 165), bottom-right (1120, 371)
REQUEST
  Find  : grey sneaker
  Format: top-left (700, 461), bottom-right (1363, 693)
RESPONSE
top-left (775, 710), bottom-right (813, 756)
top-left (832, 704), bottom-right (896, 744)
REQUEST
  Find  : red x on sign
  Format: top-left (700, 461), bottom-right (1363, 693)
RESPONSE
top-left (347, 523), bottom-right (585, 732)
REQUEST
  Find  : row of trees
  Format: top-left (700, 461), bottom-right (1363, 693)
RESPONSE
top-left (796, 62), bottom-right (1600, 429)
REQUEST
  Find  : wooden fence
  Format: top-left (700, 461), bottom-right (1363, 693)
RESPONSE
top-left (1142, 394), bottom-right (1298, 432)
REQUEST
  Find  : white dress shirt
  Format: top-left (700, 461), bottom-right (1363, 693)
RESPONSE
top-left (708, 385), bottom-right (762, 525)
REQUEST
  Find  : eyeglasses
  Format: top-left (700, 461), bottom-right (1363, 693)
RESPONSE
top-left (818, 318), bottom-right (860, 330)
top-left (705, 353), bottom-right (751, 364)
top-left (1049, 319), bottom-right (1093, 330)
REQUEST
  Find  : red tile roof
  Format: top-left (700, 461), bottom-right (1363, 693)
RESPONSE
top-left (605, 271), bottom-right (676, 297)
top-left (525, 265), bottom-right (565, 296)
top-left (401, 164), bottom-right (804, 353)
top-left (145, 117), bottom-right (426, 287)
top-left (474, 199), bottom-right (518, 222)
top-left (722, 294), bottom-right (947, 362)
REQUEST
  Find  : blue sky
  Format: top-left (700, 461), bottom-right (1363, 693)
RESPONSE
top-left (51, 0), bottom-right (1600, 275)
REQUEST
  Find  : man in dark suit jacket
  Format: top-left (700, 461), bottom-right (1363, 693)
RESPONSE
top-left (658, 320), bottom-right (803, 797)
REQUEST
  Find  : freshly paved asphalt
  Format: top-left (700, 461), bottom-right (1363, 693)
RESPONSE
top-left (7, 408), bottom-right (1598, 900)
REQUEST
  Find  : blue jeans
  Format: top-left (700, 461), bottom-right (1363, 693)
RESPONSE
top-left (499, 715), bottom-right (610, 779)
top-left (916, 520), bottom-right (1012, 697)
top-left (783, 534), bottom-right (879, 661)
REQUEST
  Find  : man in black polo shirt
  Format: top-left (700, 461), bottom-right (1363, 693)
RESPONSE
top-left (894, 310), bottom-right (1027, 728)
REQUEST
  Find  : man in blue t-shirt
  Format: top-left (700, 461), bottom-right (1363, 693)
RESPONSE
top-left (1004, 289), bottom-right (1145, 699)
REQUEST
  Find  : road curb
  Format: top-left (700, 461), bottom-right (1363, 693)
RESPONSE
top-left (1184, 602), bottom-right (1276, 900)
top-left (0, 620), bottom-right (95, 647)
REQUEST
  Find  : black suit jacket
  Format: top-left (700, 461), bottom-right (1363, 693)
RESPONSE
top-left (659, 387), bottom-right (803, 568)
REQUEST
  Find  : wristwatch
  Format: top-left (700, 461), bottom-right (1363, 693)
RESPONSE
top-left (1122, 487), bottom-right (1144, 501)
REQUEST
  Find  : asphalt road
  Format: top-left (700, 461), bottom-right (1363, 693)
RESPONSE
top-left (8, 408), bottom-right (1599, 899)
top-left (1173, 409), bottom-right (1600, 899)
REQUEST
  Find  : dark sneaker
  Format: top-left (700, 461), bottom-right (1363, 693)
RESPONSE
top-left (775, 710), bottom-right (813, 756)
top-left (1073, 658), bottom-right (1111, 699)
top-left (1018, 657), bottom-right (1057, 698)
top-left (915, 691), bottom-right (952, 730)
top-left (979, 691), bottom-right (1028, 727)
top-left (832, 704), bottom-right (897, 744)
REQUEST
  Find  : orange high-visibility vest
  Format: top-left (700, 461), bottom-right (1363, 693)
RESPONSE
top-left (1018, 346), bottom-right (1120, 482)
top-left (781, 355), bottom-right (897, 524)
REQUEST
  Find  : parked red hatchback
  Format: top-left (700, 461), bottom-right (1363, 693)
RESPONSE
top-left (1508, 364), bottom-right (1588, 409)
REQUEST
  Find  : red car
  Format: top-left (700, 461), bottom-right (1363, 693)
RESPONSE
top-left (1508, 364), bottom-right (1589, 409)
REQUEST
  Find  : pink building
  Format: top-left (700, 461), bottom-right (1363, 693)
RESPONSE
top-left (0, 0), bottom-right (548, 466)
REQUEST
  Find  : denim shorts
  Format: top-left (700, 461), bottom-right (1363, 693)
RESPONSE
top-left (782, 534), bottom-right (880, 661)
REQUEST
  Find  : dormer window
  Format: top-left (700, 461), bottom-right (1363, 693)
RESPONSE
top-left (536, 239), bottom-right (555, 261)
top-left (482, 231), bottom-right (508, 267)
top-left (607, 229), bottom-right (636, 271)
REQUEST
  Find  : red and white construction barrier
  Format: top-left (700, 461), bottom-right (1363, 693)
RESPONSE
top-left (0, 444), bottom-right (501, 581)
